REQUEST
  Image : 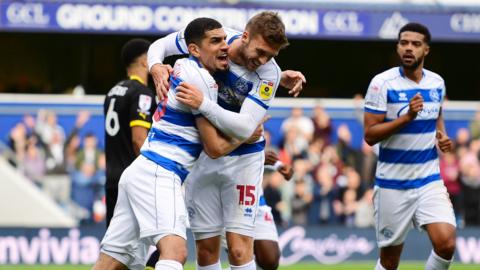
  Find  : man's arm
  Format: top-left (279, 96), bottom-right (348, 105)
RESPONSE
top-left (176, 82), bottom-right (270, 141)
top-left (436, 108), bottom-right (453, 153)
top-left (131, 126), bottom-right (148, 156)
top-left (148, 31), bottom-right (187, 100)
top-left (196, 117), bottom-right (263, 159)
top-left (363, 74), bottom-right (424, 146)
top-left (364, 93), bottom-right (423, 146)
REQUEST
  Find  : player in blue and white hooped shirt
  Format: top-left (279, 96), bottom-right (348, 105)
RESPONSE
top-left (94, 18), bottom-right (263, 270)
top-left (148, 12), bottom-right (304, 270)
top-left (364, 23), bottom-right (456, 270)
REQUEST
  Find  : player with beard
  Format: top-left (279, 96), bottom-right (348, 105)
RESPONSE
top-left (363, 23), bottom-right (456, 270)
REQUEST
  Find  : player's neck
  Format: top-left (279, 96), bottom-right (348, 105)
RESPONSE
top-left (127, 68), bottom-right (148, 86)
top-left (401, 65), bottom-right (424, 84)
top-left (228, 39), bottom-right (246, 67)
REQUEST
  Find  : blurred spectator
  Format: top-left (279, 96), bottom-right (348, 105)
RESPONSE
top-left (281, 107), bottom-right (314, 142)
top-left (310, 164), bottom-right (337, 225)
top-left (311, 105), bottom-right (332, 145)
top-left (8, 122), bottom-right (27, 167)
top-left (291, 179), bottom-right (312, 226)
top-left (336, 124), bottom-right (362, 172)
top-left (280, 128), bottom-right (308, 162)
top-left (455, 128), bottom-right (471, 149)
top-left (470, 111), bottom-right (480, 140)
top-left (355, 188), bottom-right (375, 228)
top-left (352, 93), bottom-right (364, 126)
top-left (333, 167), bottom-right (363, 226)
top-left (459, 140), bottom-right (480, 225)
top-left (360, 141), bottom-right (377, 187)
top-left (23, 135), bottom-right (46, 185)
top-left (69, 133), bottom-right (105, 223)
top-left (35, 110), bottom-right (66, 173)
top-left (440, 151), bottom-right (462, 223)
top-left (306, 138), bottom-right (324, 167)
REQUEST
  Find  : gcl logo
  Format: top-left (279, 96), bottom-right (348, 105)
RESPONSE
top-left (323, 11), bottom-right (364, 34)
top-left (6, 3), bottom-right (49, 25)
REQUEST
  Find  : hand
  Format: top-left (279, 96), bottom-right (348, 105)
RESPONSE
top-left (278, 163), bottom-right (294, 181)
top-left (264, 150), bottom-right (279, 166)
top-left (150, 63), bottom-right (173, 101)
top-left (75, 110), bottom-right (90, 128)
top-left (245, 124), bottom-right (263, 144)
top-left (407, 93), bottom-right (424, 120)
top-left (175, 82), bottom-right (204, 109)
top-left (436, 130), bottom-right (453, 153)
top-left (280, 70), bottom-right (306, 97)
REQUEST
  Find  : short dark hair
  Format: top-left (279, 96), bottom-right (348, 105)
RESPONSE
top-left (121, 38), bottom-right (151, 68)
top-left (246, 11), bottom-right (289, 49)
top-left (398, 23), bottom-right (431, 44)
top-left (184, 17), bottom-right (222, 46)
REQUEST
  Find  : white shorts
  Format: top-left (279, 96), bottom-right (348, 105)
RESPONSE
top-left (185, 151), bottom-right (264, 240)
top-left (100, 155), bottom-right (187, 268)
top-left (254, 204), bottom-right (279, 242)
top-left (374, 180), bottom-right (456, 248)
top-left (220, 203), bottom-right (278, 250)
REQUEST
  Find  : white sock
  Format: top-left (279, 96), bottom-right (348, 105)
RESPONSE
top-left (197, 260), bottom-right (222, 270)
top-left (425, 250), bottom-right (453, 270)
top-left (230, 260), bottom-right (256, 270)
top-left (375, 259), bottom-right (386, 270)
top-left (155, 259), bottom-right (183, 270)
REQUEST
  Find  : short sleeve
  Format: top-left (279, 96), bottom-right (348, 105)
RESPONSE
top-left (440, 81), bottom-right (446, 105)
top-left (247, 62), bottom-right (281, 110)
top-left (175, 59), bottom-right (218, 115)
top-left (364, 76), bottom-right (387, 114)
top-left (129, 87), bottom-right (156, 129)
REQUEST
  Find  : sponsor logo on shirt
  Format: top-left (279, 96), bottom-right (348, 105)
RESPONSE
top-left (244, 207), bottom-right (253, 217)
top-left (259, 80), bottom-right (274, 100)
top-left (138, 94), bottom-right (152, 115)
top-left (398, 92), bottom-right (408, 101)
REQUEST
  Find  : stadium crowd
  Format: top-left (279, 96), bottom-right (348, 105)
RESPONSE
top-left (5, 106), bottom-right (480, 227)
top-left (6, 110), bottom-right (106, 224)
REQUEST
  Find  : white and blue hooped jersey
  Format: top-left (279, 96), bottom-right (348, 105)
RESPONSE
top-left (156, 27), bottom-right (282, 156)
top-left (364, 67), bottom-right (446, 190)
top-left (140, 57), bottom-right (218, 182)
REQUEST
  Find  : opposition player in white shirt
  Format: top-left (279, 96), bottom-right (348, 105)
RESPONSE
top-left (148, 12), bottom-right (304, 270)
top-left (364, 23), bottom-right (456, 270)
top-left (93, 18), bottom-right (263, 270)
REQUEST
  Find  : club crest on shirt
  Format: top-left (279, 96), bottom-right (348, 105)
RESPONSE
top-left (138, 94), bottom-right (152, 115)
top-left (429, 89), bottom-right (440, 102)
top-left (259, 80), bottom-right (274, 100)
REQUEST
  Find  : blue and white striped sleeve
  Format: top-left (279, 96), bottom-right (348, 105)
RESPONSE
top-left (364, 76), bottom-right (387, 114)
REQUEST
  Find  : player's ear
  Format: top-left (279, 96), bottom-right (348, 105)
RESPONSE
top-left (188, 43), bottom-right (201, 58)
top-left (241, 31), bottom-right (249, 44)
top-left (424, 43), bottom-right (430, 56)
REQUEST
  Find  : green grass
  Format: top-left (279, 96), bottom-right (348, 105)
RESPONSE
top-left (0, 262), bottom-right (478, 270)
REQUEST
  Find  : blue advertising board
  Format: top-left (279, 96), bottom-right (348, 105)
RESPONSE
top-left (1, 225), bottom-right (480, 265)
top-left (1, 1), bottom-right (480, 41)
